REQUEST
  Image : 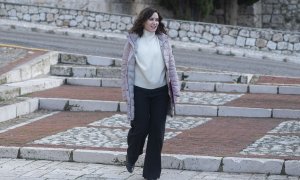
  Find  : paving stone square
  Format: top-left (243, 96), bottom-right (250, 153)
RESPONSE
top-left (178, 92), bottom-right (243, 105)
top-left (269, 120), bottom-right (300, 133)
top-left (30, 114), bottom-right (211, 149)
top-left (240, 135), bottom-right (300, 156)
top-left (89, 114), bottom-right (212, 130)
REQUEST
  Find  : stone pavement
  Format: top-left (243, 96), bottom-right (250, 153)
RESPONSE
top-left (1, 158), bottom-right (299, 180)
top-left (0, 44), bottom-right (300, 178)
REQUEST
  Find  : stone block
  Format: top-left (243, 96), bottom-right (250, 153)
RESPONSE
top-left (102, 78), bottom-right (121, 87)
top-left (50, 65), bottom-right (72, 76)
top-left (176, 104), bottom-right (217, 116)
top-left (0, 104), bottom-right (16, 122)
top-left (222, 35), bottom-right (236, 45)
top-left (246, 38), bottom-right (256, 46)
top-left (223, 157), bottom-right (283, 174)
top-left (285, 160), bottom-right (300, 176)
top-left (87, 56), bottom-right (114, 66)
top-left (73, 149), bottom-right (125, 165)
top-left (0, 146), bottom-right (19, 158)
top-left (0, 85), bottom-right (20, 100)
top-left (5, 69), bottom-right (22, 83)
top-left (219, 106), bottom-right (271, 117)
top-left (72, 67), bottom-right (97, 78)
top-left (279, 86), bottom-right (300, 95)
top-left (120, 102), bottom-right (127, 112)
top-left (183, 71), bottom-right (240, 83)
top-left (60, 54), bottom-right (87, 64)
top-left (216, 83), bottom-right (248, 93)
top-left (16, 100), bottom-right (30, 116)
top-left (273, 109), bottom-right (300, 119)
top-left (249, 85), bottom-right (278, 94)
top-left (161, 154), bottom-right (183, 169)
top-left (181, 155), bottom-right (222, 172)
top-left (96, 67), bottom-right (121, 78)
top-left (20, 147), bottom-right (72, 161)
top-left (69, 100), bottom-right (118, 111)
top-left (20, 65), bottom-right (32, 81)
top-left (236, 36), bottom-right (246, 47)
top-left (184, 82), bottom-right (215, 91)
top-left (39, 98), bottom-right (68, 110)
top-left (66, 78), bottom-right (101, 86)
top-left (28, 98), bottom-right (39, 112)
top-left (256, 39), bottom-right (267, 48)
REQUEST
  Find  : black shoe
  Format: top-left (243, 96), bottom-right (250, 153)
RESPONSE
top-left (125, 156), bottom-right (134, 173)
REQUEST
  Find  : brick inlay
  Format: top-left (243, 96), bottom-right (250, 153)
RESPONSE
top-left (240, 135), bottom-right (300, 156)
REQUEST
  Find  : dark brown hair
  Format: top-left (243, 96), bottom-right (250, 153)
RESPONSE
top-left (129, 7), bottom-right (167, 37)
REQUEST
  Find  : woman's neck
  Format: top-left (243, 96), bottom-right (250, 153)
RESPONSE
top-left (142, 29), bottom-right (155, 38)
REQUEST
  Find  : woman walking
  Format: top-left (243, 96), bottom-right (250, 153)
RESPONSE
top-left (121, 7), bottom-right (180, 180)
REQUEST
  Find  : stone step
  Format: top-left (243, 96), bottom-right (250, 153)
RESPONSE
top-left (50, 64), bottom-right (250, 83)
top-left (0, 76), bottom-right (65, 100)
top-left (24, 85), bottom-right (300, 119)
top-left (0, 110), bottom-right (299, 176)
top-left (0, 51), bottom-right (59, 85)
top-left (0, 97), bottom-right (39, 122)
top-left (65, 77), bottom-right (300, 95)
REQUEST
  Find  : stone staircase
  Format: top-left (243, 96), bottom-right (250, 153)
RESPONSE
top-left (0, 50), bottom-right (300, 176)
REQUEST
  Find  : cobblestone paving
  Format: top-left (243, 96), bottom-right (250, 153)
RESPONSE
top-left (31, 114), bottom-right (211, 148)
top-left (1, 158), bottom-right (298, 180)
top-left (241, 120), bottom-right (300, 156)
top-left (269, 121), bottom-right (300, 133)
top-left (178, 92), bottom-right (243, 105)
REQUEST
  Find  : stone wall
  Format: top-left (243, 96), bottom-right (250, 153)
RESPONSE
top-left (261, 0), bottom-right (300, 31)
top-left (0, 2), bottom-right (299, 55)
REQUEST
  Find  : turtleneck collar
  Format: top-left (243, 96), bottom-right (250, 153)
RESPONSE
top-left (142, 29), bottom-right (156, 38)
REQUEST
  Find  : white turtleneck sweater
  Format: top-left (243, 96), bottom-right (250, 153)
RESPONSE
top-left (134, 30), bottom-right (166, 89)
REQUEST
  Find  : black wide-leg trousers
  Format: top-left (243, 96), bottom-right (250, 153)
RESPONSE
top-left (127, 85), bottom-right (169, 179)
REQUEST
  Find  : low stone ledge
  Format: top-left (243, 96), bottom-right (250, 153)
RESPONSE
top-left (120, 102), bottom-right (127, 112)
top-left (161, 154), bottom-right (183, 169)
top-left (72, 66), bottom-right (97, 78)
top-left (0, 104), bottom-right (17, 123)
top-left (87, 56), bottom-right (115, 66)
top-left (223, 157), bottom-right (283, 174)
top-left (216, 83), bottom-right (248, 93)
top-left (0, 85), bottom-right (20, 100)
top-left (285, 160), bottom-right (300, 176)
top-left (273, 109), bottom-right (300, 119)
top-left (39, 98), bottom-right (69, 110)
top-left (176, 104), bottom-right (217, 116)
top-left (184, 82), bottom-right (215, 91)
top-left (73, 149), bottom-right (125, 165)
top-left (219, 106), bottom-right (272, 117)
top-left (69, 100), bottom-right (118, 111)
top-left (279, 86), bottom-right (300, 95)
top-left (180, 155), bottom-right (222, 172)
top-left (50, 65), bottom-right (73, 76)
top-left (0, 146), bottom-right (19, 158)
top-left (20, 147), bottom-right (73, 161)
top-left (183, 71), bottom-right (241, 83)
top-left (249, 85), bottom-right (278, 94)
top-left (102, 78), bottom-right (121, 87)
top-left (66, 77), bottom-right (101, 86)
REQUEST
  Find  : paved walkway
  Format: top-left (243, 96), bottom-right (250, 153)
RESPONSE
top-left (0, 158), bottom-right (298, 180)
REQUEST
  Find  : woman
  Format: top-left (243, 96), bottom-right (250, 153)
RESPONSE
top-left (121, 7), bottom-right (180, 180)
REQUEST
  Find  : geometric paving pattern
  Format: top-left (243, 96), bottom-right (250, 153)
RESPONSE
top-left (240, 120), bottom-right (300, 157)
top-left (269, 121), bottom-right (300, 134)
top-left (240, 135), bottom-right (300, 156)
top-left (178, 92), bottom-right (243, 105)
top-left (31, 114), bottom-right (212, 149)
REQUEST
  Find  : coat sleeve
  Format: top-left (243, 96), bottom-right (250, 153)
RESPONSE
top-left (167, 38), bottom-right (180, 99)
top-left (121, 41), bottom-right (131, 101)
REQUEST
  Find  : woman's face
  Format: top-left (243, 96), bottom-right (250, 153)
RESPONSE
top-left (144, 12), bottom-right (159, 32)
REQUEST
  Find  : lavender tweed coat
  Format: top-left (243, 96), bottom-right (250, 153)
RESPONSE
top-left (121, 33), bottom-right (180, 121)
